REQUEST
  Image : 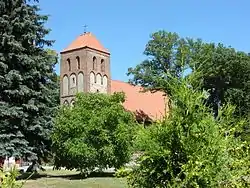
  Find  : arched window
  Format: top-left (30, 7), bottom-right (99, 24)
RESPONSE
top-left (62, 75), bottom-right (69, 96)
top-left (76, 56), bottom-right (80, 69)
top-left (90, 72), bottom-right (95, 84)
top-left (63, 100), bottom-right (69, 105)
top-left (93, 56), bottom-right (97, 70)
top-left (96, 73), bottom-right (102, 85)
top-left (77, 72), bottom-right (84, 92)
top-left (67, 59), bottom-right (71, 71)
top-left (70, 99), bottom-right (75, 106)
top-left (101, 59), bottom-right (105, 72)
top-left (103, 75), bottom-right (108, 86)
top-left (70, 74), bottom-right (77, 88)
top-left (103, 75), bottom-right (108, 94)
top-left (89, 72), bottom-right (96, 93)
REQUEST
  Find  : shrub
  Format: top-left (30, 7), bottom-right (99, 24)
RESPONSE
top-left (52, 92), bottom-right (137, 173)
top-left (115, 167), bottom-right (132, 178)
top-left (128, 77), bottom-right (250, 187)
top-left (0, 166), bottom-right (23, 188)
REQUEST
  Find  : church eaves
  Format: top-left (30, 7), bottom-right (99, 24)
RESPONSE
top-left (61, 32), bottom-right (110, 54)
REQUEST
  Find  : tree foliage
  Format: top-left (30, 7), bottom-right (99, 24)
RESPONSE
top-left (0, 0), bottom-right (59, 162)
top-left (52, 92), bottom-right (136, 173)
top-left (128, 30), bottom-right (250, 139)
top-left (127, 31), bottom-right (190, 95)
top-left (187, 41), bottom-right (250, 118)
top-left (128, 75), bottom-right (250, 187)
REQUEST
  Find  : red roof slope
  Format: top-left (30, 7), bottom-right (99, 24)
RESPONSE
top-left (61, 32), bottom-right (109, 54)
top-left (111, 80), bottom-right (167, 120)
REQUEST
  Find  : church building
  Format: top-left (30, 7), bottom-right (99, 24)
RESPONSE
top-left (60, 32), bottom-right (167, 121)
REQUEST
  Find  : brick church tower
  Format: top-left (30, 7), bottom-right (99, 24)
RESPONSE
top-left (60, 32), bottom-right (111, 105)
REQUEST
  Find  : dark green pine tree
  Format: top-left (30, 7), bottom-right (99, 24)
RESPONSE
top-left (0, 0), bottom-right (59, 163)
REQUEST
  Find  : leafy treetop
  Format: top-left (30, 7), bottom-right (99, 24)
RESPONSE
top-left (52, 92), bottom-right (137, 172)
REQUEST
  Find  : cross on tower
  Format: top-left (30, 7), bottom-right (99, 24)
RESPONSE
top-left (83, 25), bottom-right (88, 34)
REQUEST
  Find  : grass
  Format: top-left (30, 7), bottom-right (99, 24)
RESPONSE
top-left (20, 169), bottom-right (127, 188)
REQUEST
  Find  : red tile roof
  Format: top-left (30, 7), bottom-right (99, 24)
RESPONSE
top-left (61, 32), bottom-right (109, 54)
top-left (111, 80), bottom-right (167, 120)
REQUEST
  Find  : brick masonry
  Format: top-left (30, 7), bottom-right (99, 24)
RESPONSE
top-left (60, 47), bottom-right (111, 105)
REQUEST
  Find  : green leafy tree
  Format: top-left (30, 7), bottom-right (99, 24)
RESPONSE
top-left (128, 30), bottom-right (250, 139)
top-left (128, 75), bottom-right (250, 188)
top-left (0, 0), bottom-right (58, 163)
top-left (127, 30), bottom-right (190, 95)
top-left (186, 41), bottom-right (250, 141)
top-left (187, 41), bottom-right (250, 118)
top-left (52, 92), bottom-right (136, 173)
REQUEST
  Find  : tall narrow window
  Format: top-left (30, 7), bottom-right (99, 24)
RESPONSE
top-left (77, 72), bottom-right (84, 92)
top-left (89, 72), bottom-right (95, 93)
top-left (76, 56), bottom-right (80, 69)
top-left (69, 74), bottom-right (77, 95)
top-left (101, 59), bottom-right (105, 72)
top-left (62, 75), bottom-right (69, 96)
top-left (103, 75), bottom-right (108, 87)
top-left (90, 72), bottom-right (95, 84)
top-left (67, 58), bottom-right (71, 71)
top-left (93, 56), bottom-right (97, 70)
top-left (70, 74), bottom-right (77, 88)
top-left (103, 75), bottom-right (108, 94)
top-left (96, 74), bottom-right (102, 84)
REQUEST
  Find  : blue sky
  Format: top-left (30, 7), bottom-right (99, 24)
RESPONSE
top-left (39, 0), bottom-right (250, 81)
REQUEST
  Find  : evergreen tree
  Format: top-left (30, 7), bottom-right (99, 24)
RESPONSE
top-left (0, 0), bottom-right (58, 162)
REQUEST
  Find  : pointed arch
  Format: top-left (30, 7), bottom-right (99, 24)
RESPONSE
top-left (90, 72), bottom-right (95, 84)
top-left (103, 75), bottom-right (108, 87)
top-left (69, 73), bottom-right (77, 89)
top-left (67, 58), bottom-right (71, 71)
top-left (77, 72), bottom-right (84, 92)
top-left (62, 75), bottom-right (69, 96)
top-left (76, 56), bottom-right (80, 69)
top-left (96, 73), bottom-right (102, 85)
top-left (93, 56), bottom-right (97, 70)
top-left (63, 100), bottom-right (69, 105)
top-left (101, 59), bottom-right (105, 72)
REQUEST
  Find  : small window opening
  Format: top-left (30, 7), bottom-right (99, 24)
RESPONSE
top-left (67, 59), bottom-right (71, 71)
top-left (93, 56), bottom-right (97, 70)
top-left (101, 59), bottom-right (105, 72)
top-left (76, 56), bottom-right (80, 69)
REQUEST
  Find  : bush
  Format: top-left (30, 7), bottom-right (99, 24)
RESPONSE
top-left (115, 167), bottom-right (132, 178)
top-left (0, 166), bottom-right (24, 188)
top-left (128, 77), bottom-right (250, 187)
top-left (52, 92), bottom-right (137, 173)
